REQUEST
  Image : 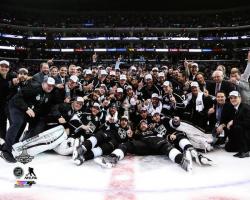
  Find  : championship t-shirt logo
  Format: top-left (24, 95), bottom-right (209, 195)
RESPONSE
top-left (155, 125), bottom-right (167, 137)
top-left (118, 128), bottom-right (127, 139)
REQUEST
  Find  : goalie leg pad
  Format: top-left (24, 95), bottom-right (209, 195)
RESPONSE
top-left (12, 125), bottom-right (67, 157)
top-left (53, 137), bottom-right (75, 156)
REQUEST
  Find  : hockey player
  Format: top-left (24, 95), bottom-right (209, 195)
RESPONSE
top-left (77, 103), bottom-right (105, 139)
top-left (72, 115), bottom-right (132, 165)
top-left (95, 119), bottom-right (193, 172)
top-left (150, 111), bottom-right (213, 166)
top-left (49, 96), bottom-right (84, 137)
top-left (161, 81), bottom-right (185, 117)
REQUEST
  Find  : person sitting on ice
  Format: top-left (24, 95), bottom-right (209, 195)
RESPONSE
top-left (72, 115), bottom-right (132, 165)
top-left (95, 119), bottom-right (194, 172)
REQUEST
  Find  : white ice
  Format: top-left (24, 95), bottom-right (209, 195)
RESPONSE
top-left (0, 148), bottom-right (250, 200)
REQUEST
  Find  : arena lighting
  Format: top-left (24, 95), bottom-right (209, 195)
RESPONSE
top-left (94, 48), bottom-right (107, 52)
top-left (116, 48), bottom-right (126, 52)
top-left (60, 37), bottom-right (88, 40)
top-left (136, 48), bottom-right (145, 52)
top-left (107, 48), bottom-right (117, 52)
top-left (179, 49), bottom-right (189, 52)
top-left (203, 37), bottom-right (218, 40)
top-left (241, 36), bottom-right (250, 39)
top-left (171, 37), bottom-right (198, 41)
top-left (189, 49), bottom-right (202, 52)
top-left (169, 49), bottom-right (179, 52)
top-left (27, 36), bottom-right (46, 40)
top-left (221, 36), bottom-right (239, 40)
top-left (122, 37), bottom-right (140, 40)
top-left (145, 48), bottom-right (155, 51)
top-left (61, 49), bottom-right (74, 52)
top-left (45, 49), bottom-right (60, 52)
top-left (143, 37), bottom-right (158, 40)
top-left (155, 49), bottom-right (169, 52)
top-left (74, 48), bottom-right (84, 52)
top-left (15, 47), bottom-right (26, 50)
top-left (1, 34), bottom-right (23, 39)
top-left (0, 46), bottom-right (15, 50)
top-left (202, 49), bottom-right (213, 52)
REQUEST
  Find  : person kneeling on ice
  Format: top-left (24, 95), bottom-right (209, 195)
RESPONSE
top-left (150, 111), bottom-right (213, 166)
top-left (72, 115), bottom-right (132, 165)
top-left (95, 119), bottom-right (194, 172)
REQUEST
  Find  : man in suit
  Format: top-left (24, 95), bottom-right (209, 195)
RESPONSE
top-left (229, 52), bottom-right (250, 105)
top-left (32, 62), bottom-right (50, 84)
top-left (207, 70), bottom-right (234, 98)
top-left (226, 91), bottom-right (250, 158)
top-left (207, 91), bottom-right (235, 145)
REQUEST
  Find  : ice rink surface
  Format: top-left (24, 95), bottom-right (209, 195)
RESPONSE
top-left (0, 149), bottom-right (250, 200)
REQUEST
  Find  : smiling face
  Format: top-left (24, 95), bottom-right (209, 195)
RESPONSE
top-left (139, 121), bottom-right (148, 132)
top-left (0, 64), bottom-right (10, 77)
top-left (72, 101), bottom-right (83, 111)
top-left (42, 82), bottom-right (55, 93)
top-left (230, 96), bottom-right (241, 107)
top-left (216, 92), bottom-right (226, 105)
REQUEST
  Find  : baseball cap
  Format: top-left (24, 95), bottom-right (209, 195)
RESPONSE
top-left (163, 81), bottom-right (171, 87)
top-left (74, 96), bottom-right (84, 103)
top-left (191, 63), bottom-right (199, 68)
top-left (120, 116), bottom-right (129, 121)
top-left (70, 75), bottom-right (79, 83)
top-left (117, 88), bottom-right (124, 93)
top-left (44, 77), bottom-right (55, 85)
top-left (18, 68), bottom-right (28, 74)
top-left (145, 74), bottom-right (153, 80)
top-left (139, 119), bottom-right (147, 125)
top-left (140, 107), bottom-right (147, 112)
top-left (152, 67), bottom-right (159, 71)
top-left (229, 91), bottom-right (241, 97)
top-left (92, 102), bottom-right (101, 109)
top-left (158, 72), bottom-right (165, 77)
top-left (130, 66), bottom-right (137, 71)
top-left (151, 111), bottom-right (161, 116)
top-left (85, 69), bottom-right (92, 75)
top-left (151, 93), bottom-right (159, 99)
top-left (100, 70), bottom-right (108, 76)
top-left (120, 74), bottom-right (127, 80)
top-left (126, 85), bottom-right (133, 90)
top-left (190, 81), bottom-right (199, 88)
top-left (0, 60), bottom-right (10, 66)
top-left (110, 70), bottom-right (116, 76)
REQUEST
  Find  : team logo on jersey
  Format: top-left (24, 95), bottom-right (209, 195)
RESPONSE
top-left (87, 115), bottom-right (91, 120)
top-left (118, 128), bottom-right (127, 139)
top-left (87, 121), bottom-right (96, 134)
top-left (155, 125), bottom-right (167, 137)
top-left (36, 94), bottom-right (41, 101)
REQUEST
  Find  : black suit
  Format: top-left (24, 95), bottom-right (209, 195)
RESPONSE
top-left (208, 102), bottom-right (235, 130)
top-left (54, 75), bottom-right (69, 84)
top-left (206, 80), bottom-right (234, 97)
top-left (225, 103), bottom-right (250, 153)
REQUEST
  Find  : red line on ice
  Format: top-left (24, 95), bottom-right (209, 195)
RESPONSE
top-left (104, 156), bottom-right (136, 200)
